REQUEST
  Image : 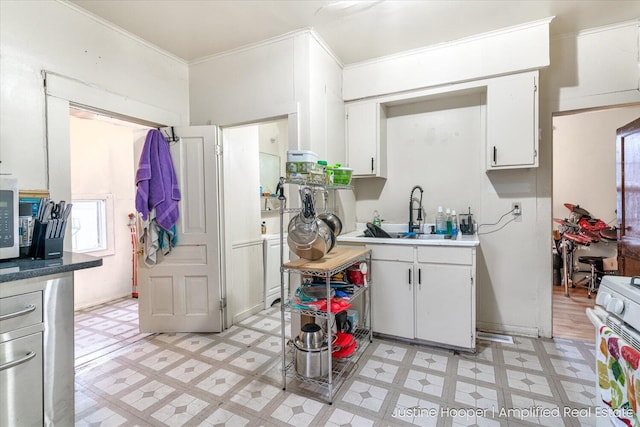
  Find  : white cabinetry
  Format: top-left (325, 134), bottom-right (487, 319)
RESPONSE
top-left (415, 246), bottom-right (475, 349)
top-left (486, 70), bottom-right (539, 170)
top-left (369, 245), bottom-right (413, 339)
top-left (369, 243), bottom-right (476, 351)
top-left (346, 102), bottom-right (387, 177)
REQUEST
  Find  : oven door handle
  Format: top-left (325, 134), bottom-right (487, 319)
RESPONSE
top-left (586, 307), bottom-right (606, 328)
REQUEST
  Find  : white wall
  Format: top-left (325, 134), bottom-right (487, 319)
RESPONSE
top-left (354, 93), bottom-right (484, 226)
top-left (553, 105), bottom-right (640, 263)
top-left (343, 18), bottom-right (551, 100)
top-left (189, 36), bottom-right (296, 127)
top-left (0, 0), bottom-right (189, 191)
top-left (70, 116), bottom-right (142, 308)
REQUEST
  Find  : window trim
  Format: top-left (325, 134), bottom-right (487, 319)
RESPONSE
top-left (71, 193), bottom-right (115, 257)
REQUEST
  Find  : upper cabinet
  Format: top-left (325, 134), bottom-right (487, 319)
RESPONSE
top-left (346, 101), bottom-right (387, 178)
top-left (486, 70), bottom-right (539, 170)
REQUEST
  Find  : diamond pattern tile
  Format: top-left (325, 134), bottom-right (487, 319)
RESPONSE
top-left (75, 298), bottom-right (600, 426)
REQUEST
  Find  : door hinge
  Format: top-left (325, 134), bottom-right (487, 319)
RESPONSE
top-left (215, 145), bottom-right (223, 156)
top-left (219, 298), bottom-right (226, 310)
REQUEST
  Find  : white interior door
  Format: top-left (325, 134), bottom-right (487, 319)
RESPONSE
top-left (136, 125), bottom-right (223, 333)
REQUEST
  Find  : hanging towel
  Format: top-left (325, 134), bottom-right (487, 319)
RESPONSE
top-left (597, 324), bottom-right (640, 426)
top-left (135, 129), bottom-right (181, 230)
top-left (139, 217), bottom-right (160, 267)
top-left (158, 224), bottom-right (177, 253)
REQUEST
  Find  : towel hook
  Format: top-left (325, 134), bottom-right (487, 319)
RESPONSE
top-left (162, 126), bottom-right (179, 144)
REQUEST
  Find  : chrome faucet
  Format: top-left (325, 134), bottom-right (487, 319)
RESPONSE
top-left (409, 185), bottom-right (424, 233)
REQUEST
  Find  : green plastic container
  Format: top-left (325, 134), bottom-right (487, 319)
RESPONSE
top-left (333, 167), bottom-right (353, 185)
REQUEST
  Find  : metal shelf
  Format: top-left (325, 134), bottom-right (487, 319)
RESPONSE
top-left (278, 182), bottom-right (372, 405)
top-left (284, 178), bottom-right (352, 190)
top-left (283, 283), bottom-right (369, 319)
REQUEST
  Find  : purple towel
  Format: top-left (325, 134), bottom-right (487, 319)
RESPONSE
top-left (135, 129), bottom-right (181, 230)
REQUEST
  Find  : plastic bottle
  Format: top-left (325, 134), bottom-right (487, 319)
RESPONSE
top-left (372, 210), bottom-right (381, 227)
top-left (261, 221), bottom-right (266, 235)
top-left (435, 206), bottom-right (446, 234)
top-left (445, 208), bottom-right (453, 235)
top-left (451, 210), bottom-right (459, 236)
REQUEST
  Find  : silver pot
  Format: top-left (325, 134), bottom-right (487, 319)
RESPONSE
top-left (317, 191), bottom-right (342, 237)
top-left (298, 323), bottom-right (325, 349)
top-left (287, 187), bottom-right (335, 260)
top-left (293, 340), bottom-right (329, 378)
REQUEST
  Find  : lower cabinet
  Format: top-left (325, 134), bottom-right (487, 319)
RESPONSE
top-left (370, 243), bottom-right (476, 351)
top-left (370, 259), bottom-right (414, 339)
top-left (0, 332), bottom-right (43, 427)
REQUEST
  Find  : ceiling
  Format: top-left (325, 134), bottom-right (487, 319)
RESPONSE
top-left (67, 0), bottom-right (640, 64)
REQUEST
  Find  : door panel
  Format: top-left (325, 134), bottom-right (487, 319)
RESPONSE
top-left (370, 259), bottom-right (414, 339)
top-left (617, 117), bottom-right (640, 276)
top-left (416, 264), bottom-right (472, 348)
top-left (137, 126), bottom-right (222, 332)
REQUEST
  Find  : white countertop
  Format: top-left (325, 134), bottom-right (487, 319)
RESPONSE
top-left (337, 223), bottom-right (480, 247)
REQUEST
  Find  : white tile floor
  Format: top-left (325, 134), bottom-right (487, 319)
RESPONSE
top-left (75, 298), bottom-right (598, 426)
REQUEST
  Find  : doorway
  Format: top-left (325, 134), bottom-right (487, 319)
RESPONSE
top-left (221, 117), bottom-right (289, 328)
top-left (551, 103), bottom-right (640, 341)
top-left (69, 107), bottom-right (153, 365)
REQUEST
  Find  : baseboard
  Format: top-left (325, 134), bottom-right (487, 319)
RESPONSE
top-left (476, 321), bottom-right (539, 338)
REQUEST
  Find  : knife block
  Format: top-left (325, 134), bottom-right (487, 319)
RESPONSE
top-left (29, 220), bottom-right (63, 259)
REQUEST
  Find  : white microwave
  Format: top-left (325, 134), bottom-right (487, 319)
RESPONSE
top-left (0, 177), bottom-right (19, 260)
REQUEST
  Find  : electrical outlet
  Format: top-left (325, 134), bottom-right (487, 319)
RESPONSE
top-left (512, 202), bottom-right (521, 216)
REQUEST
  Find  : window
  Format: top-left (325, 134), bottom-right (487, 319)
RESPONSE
top-left (71, 194), bottom-right (114, 256)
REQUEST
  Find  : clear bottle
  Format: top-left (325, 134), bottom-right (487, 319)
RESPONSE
top-left (445, 208), bottom-right (453, 235)
top-left (435, 206), bottom-right (446, 234)
top-left (451, 210), bottom-right (459, 236)
top-left (372, 210), bottom-right (381, 227)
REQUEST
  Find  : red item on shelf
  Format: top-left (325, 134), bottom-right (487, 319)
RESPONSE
top-left (332, 340), bottom-right (357, 358)
top-left (333, 332), bottom-right (354, 348)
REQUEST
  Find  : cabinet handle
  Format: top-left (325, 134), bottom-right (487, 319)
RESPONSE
top-left (408, 268), bottom-right (412, 285)
top-left (418, 268), bottom-right (422, 286)
top-left (0, 304), bottom-right (36, 321)
top-left (0, 351), bottom-right (36, 371)
top-left (371, 157), bottom-right (374, 173)
top-left (492, 146), bottom-right (497, 164)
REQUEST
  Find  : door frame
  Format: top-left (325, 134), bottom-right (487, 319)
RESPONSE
top-left (218, 112), bottom-right (296, 329)
top-left (44, 71), bottom-right (180, 225)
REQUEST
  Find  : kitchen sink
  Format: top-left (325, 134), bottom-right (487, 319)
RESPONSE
top-left (358, 232), bottom-right (446, 240)
top-left (394, 233), bottom-right (446, 240)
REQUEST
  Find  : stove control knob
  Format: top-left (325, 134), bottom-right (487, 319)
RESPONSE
top-left (607, 298), bottom-right (625, 315)
top-left (599, 292), bottom-right (612, 306)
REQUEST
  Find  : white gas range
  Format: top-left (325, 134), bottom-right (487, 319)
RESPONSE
top-left (587, 275), bottom-right (640, 426)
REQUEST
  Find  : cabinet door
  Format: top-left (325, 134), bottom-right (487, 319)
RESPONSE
top-left (486, 71), bottom-right (539, 170)
top-left (0, 332), bottom-right (43, 427)
top-left (415, 264), bottom-right (473, 348)
top-left (346, 102), bottom-right (386, 177)
top-left (370, 259), bottom-right (414, 339)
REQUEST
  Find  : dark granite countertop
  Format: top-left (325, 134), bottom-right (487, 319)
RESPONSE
top-left (0, 252), bottom-right (103, 283)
